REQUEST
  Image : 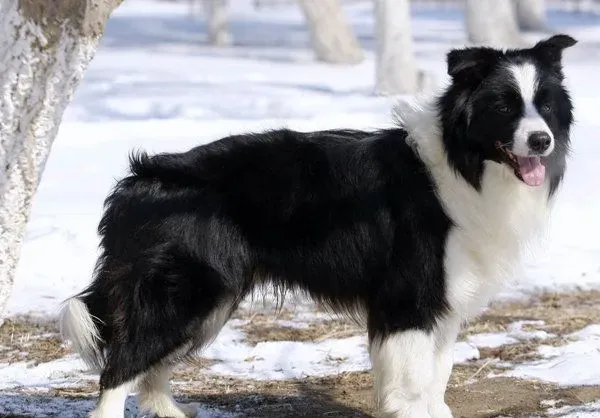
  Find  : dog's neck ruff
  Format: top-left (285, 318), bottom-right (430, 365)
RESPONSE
top-left (392, 97), bottom-right (445, 167)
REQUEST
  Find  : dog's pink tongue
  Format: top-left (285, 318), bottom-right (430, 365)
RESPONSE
top-left (517, 156), bottom-right (545, 186)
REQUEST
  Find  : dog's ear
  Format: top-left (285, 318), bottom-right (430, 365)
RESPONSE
top-left (532, 34), bottom-right (577, 64)
top-left (447, 47), bottom-right (502, 84)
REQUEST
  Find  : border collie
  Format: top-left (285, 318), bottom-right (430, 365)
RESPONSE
top-left (60, 34), bottom-right (576, 418)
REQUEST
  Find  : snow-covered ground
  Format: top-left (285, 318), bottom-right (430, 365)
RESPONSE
top-left (2, 0), bottom-right (600, 416)
top-left (508, 324), bottom-right (600, 386)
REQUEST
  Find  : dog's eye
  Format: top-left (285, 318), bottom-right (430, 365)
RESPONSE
top-left (496, 105), bottom-right (511, 114)
top-left (541, 104), bottom-right (552, 113)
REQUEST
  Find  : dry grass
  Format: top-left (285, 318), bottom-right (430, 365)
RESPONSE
top-left (0, 319), bottom-right (67, 365)
top-left (239, 318), bottom-right (362, 346)
top-left (457, 289), bottom-right (600, 364)
top-left (461, 289), bottom-right (600, 338)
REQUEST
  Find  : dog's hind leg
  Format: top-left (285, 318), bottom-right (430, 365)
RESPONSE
top-left (90, 379), bottom-right (138, 418)
top-left (93, 301), bottom-right (234, 418)
top-left (138, 364), bottom-right (197, 418)
top-left (137, 299), bottom-right (236, 418)
top-left (88, 248), bottom-right (239, 418)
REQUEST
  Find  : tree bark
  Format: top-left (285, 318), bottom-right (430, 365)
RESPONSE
top-left (0, 0), bottom-right (122, 324)
top-left (203, 0), bottom-right (232, 46)
top-left (514, 0), bottom-right (548, 32)
top-left (465, 0), bottom-right (522, 47)
top-left (298, 0), bottom-right (364, 64)
top-left (374, 0), bottom-right (419, 95)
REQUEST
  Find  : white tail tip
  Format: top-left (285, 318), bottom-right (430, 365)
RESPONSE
top-left (59, 298), bottom-right (103, 371)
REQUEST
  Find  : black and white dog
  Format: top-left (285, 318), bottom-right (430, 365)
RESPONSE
top-left (61, 35), bottom-right (576, 418)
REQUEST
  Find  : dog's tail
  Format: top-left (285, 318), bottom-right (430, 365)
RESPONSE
top-left (59, 297), bottom-right (104, 371)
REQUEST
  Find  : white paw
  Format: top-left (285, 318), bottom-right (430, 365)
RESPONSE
top-left (378, 405), bottom-right (432, 418)
top-left (144, 401), bottom-right (197, 418)
top-left (380, 412), bottom-right (432, 418)
top-left (428, 402), bottom-right (453, 418)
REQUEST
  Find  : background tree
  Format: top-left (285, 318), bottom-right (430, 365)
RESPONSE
top-left (203, 0), bottom-right (232, 46)
top-left (374, 0), bottom-right (419, 95)
top-left (298, 0), bottom-right (364, 64)
top-left (0, 0), bottom-right (122, 324)
top-left (465, 0), bottom-right (522, 47)
top-left (514, 0), bottom-right (549, 32)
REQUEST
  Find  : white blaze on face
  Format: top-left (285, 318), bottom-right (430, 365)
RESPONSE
top-left (508, 62), bottom-right (554, 157)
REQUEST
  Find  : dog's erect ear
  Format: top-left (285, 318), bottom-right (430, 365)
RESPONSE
top-left (447, 47), bottom-right (502, 83)
top-left (532, 34), bottom-right (577, 63)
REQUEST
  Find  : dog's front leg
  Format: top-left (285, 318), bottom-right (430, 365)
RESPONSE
top-left (427, 318), bottom-right (461, 418)
top-left (370, 330), bottom-right (435, 418)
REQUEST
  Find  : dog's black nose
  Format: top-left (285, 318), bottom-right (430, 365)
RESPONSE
top-left (528, 131), bottom-right (552, 154)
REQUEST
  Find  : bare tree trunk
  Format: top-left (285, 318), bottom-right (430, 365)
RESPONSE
top-left (465, 0), bottom-right (522, 47)
top-left (203, 0), bottom-right (231, 46)
top-left (298, 0), bottom-right (364, 64)
top-left (514, 0), bottom-right (548, 31)
top-left (0, 0), bottom-right (121, 324)
top-left (374, 0), bottom-right (419, 95)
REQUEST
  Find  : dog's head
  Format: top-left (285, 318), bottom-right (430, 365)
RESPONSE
top-left (438, 34), bottom-right (576, 192)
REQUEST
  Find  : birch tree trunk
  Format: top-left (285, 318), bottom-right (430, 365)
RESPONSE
top-left (298, 0), bottom-right (364, 64)
top-left (465, 0), bottom-right (522, 47)
top-left (0, 0), bottom-right (122, 324)
top-left (374, 0), bottom-right (419, 95)
top-left (514, 0), bottom-right (548, 31)
top-left (203, 0), bottom-right (232, 46)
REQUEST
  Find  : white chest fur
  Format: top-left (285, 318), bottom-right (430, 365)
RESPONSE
top-left (397, 101), bottom-right (553, 320)
top-left (435, 160), bottom-right (551, 319)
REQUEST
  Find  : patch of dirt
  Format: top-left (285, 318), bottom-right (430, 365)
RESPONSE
top-left (448, 376), bottom-right (600, 418)
top-left (0, 320), bottom-right (67, 366)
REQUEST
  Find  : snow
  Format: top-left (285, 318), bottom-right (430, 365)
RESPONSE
top-left (2, 0), bottom-right (600, 416)
top-left (453, 341), bottom-right (480, 363)
top-left (206, 330), bottom-right (371, 380)
top-left (507, 325), bottom-right (600, 386)
top-left (547, 401), bottom-right (600, 417)
top-left (0, 356), bottom-right (91, 391)
top-left (467, 320), bottom-right (553, 350)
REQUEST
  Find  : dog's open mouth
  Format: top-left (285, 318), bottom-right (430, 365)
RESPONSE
top-left (495, 141), bottom-right (546, 187)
